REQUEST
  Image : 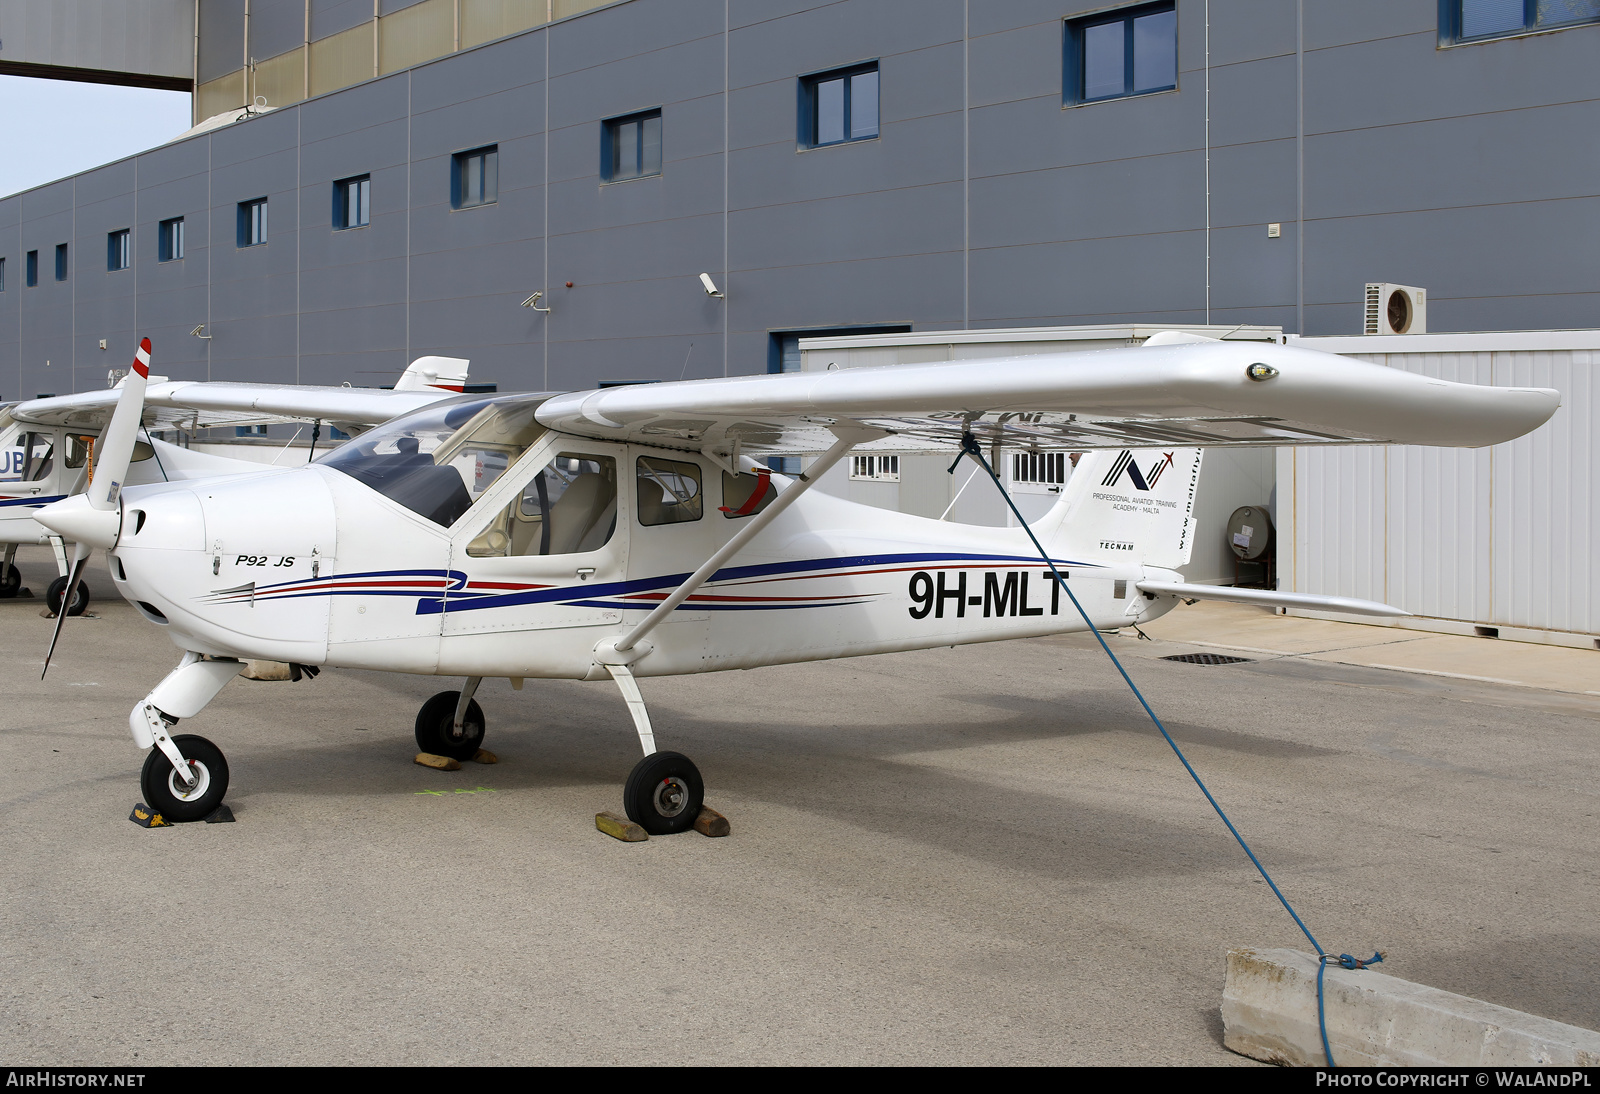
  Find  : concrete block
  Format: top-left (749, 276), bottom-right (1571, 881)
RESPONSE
top-left (1223, 947), bottom-right (1600, 1067)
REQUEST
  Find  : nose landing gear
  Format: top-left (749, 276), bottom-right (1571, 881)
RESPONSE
top-left (140, 734), bottom-right (229, 822)
top-left (126, 654), bottom-right (246, 823)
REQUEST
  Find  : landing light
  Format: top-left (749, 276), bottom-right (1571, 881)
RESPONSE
top-left (1246, 362), bottom-right (1279, 382)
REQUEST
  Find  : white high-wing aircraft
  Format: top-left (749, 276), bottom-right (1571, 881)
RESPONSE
top-left (0, 356), bottom-right (471, 614)
top-left (34, 338), bottom-right (1560, 832)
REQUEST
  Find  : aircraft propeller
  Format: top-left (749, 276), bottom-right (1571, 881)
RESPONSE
top-left (36, 338), bottom-right (153, 679)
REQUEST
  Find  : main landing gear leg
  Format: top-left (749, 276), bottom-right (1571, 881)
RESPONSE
top-left (602, 662), bottom-right (703, 836)
top-left (129, 653), bottom-right (244, 822)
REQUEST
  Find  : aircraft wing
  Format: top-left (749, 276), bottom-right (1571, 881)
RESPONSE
top-left (11, 382), bottom-right (452, 433)
top-left (534, 341), bottom-right (1560, 454)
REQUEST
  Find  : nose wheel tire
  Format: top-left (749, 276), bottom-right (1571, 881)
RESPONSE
top-left (46, 575), bottom-right (89, 616)
top-left (623, 751), bottom-right (704, 835)
top-left (0, 563), bottom-right (20, 598)
top-left (139, 734), bottom-right (229, 823)
top-left (415, 691), bottom-right (486, 761)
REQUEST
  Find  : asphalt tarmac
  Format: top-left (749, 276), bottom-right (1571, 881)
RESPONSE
top-left (2, 545), bottom-right (1597, 1065)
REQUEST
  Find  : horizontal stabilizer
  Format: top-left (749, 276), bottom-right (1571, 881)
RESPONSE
top-left (1136, 581), bottom-right (1411, 618)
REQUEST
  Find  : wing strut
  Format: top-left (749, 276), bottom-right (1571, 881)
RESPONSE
top-left (595, 425), bottom-right (880, 664)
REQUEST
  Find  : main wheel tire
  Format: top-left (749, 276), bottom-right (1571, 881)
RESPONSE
top-left (414, 691), bottom-right (486, 761)
top-left (140, 734), bottom-right (229, 823)
top-left (0, 563), bottom-right (20, 599)
top-left (623, 751), bottom-right (704, 836)
top-left (46, 575), bottom-right (89, 616)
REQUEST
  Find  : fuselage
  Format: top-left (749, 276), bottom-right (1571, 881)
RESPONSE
top-left (107, 400), bottom-right (1175, 681)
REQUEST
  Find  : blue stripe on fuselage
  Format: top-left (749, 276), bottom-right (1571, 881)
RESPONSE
top-left (413, 551), bottom-right (1091, 616)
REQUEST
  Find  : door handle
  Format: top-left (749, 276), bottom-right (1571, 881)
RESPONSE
top-left (577, 567), bottom-right (596, 581)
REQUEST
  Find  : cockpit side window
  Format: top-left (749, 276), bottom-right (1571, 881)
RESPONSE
top-left (636, 456), bottom-right (703, 526)
top-left (319, 395), bottom-right (548, 527)
top-left (0, 420), bottom-right (44, 483)
top-left (24, 435), bottom-right (55, 482)
top-left (65, 434), bottom-right (93, 469)
top-left (467, 452), bottom-right (618, 557)
top-left (5, 431), bottom-right (58, 483)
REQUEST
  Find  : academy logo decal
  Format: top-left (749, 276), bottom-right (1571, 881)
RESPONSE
top-left (1101, 450), bottom-right (1175, 492)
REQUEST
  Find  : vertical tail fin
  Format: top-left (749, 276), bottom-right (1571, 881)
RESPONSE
top-left (1031, 448), bottom-right (1203, 569)
top-left (394, 356), bottom-right (471, 392)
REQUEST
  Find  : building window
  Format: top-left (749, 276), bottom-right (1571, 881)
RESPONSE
top-left (334, 174), bottom-right (370, 230)
top-left (602, 109), bottom-right (662, 182)
top-left (108, 229), bottom-right (131, 272)
top-left (0, 257), bottom-right (5, 292)
top-left (850, 455), bottom-right (900, 482)
top-left (1011, 451), bottom-right (1070, 495)
top-left (159, 217), bottom-right (184, 262)
top-left (54, 244), bottom-right (68, 281)
top-left (800, 63), bottom-right (878, 147)
top-left (1444, 0), bottom-right (1600, 41)
top-left (1066, 3), bottom-right (1177, 105)
top-left (26, 250), bottom-right (37, 287)
top-left (452, 146), bottom-right (497, 209)
top-left (238, 198), bottom-right (268, 247)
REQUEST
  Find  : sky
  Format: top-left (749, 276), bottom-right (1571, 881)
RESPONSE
top-left (0, 76), bottom-right (193, 199)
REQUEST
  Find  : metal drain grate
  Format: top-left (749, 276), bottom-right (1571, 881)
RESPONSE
top-left (1160, 653), bottom-right (1256, 666)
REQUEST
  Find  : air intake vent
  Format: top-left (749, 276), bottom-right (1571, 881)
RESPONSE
top-left (1161, 653), bottom-right (1255, 665)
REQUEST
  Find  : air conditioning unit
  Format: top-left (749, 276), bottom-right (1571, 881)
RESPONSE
top-left (1364, 283), bottom-right (1426, 335)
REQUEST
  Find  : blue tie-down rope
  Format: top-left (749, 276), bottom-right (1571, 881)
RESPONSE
top-left (954, 435), bottom-right (1382, 1068)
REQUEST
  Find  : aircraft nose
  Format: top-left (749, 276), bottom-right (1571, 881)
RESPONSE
top-left (110, 487), bottom-right (209, 622)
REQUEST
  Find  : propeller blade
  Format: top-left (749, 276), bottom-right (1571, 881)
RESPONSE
top-left (41, 541), bottom-right (89, 680)
top-left (33, 338), bottom-right (153, 550)
top-left (89, 337), bottom-right (153, 512)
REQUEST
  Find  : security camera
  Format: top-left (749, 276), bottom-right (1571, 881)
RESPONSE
top-left (699, 273), bottom-right (724, 298)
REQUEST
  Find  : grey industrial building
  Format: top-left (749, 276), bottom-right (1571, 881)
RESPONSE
top-left (1, 0), bottom-right (1597, 402)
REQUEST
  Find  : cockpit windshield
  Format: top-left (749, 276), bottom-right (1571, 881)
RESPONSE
top-left (318, 394), bottom-right (549, 526)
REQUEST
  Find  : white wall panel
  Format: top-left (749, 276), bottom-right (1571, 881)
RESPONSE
top-left (1491, 350), bottom-right (1596, 633)
top-left (1386, 352), bottom-right (1493, 623)
top-left (1285, 335), bottom-right (1598, 640)
top-left (1294, 443), bottom-right (1387, 605)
